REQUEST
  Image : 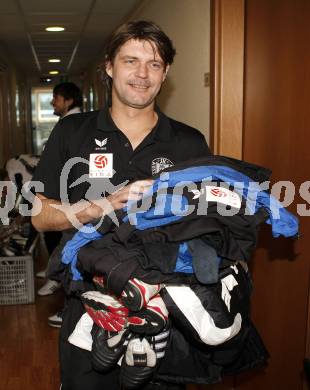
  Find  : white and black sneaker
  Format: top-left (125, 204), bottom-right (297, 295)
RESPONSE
top-left (37, 279), bottom-right (61, 296)
top-left (120, 322), bottom-right (170, 389)
top-left (128, 294), bottom-right (169, 336)
top-left (36, 269), bottom-right (47, 279)
top-left (91, 324), bottom-right (132, 372)
top-left (48, 311), bottom-right (63, 328)
top-left (121, 279), bottom-right (163, 312)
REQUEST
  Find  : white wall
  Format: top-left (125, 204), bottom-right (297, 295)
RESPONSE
top-left (130, 0), bottom-right (210, 140)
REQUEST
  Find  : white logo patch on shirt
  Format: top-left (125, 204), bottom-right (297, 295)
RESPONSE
top-left (94, 138), bottom-right (108, 150)
top-left (151, 157), bottom-right (174, 175)
top-left (205, 185), bottom-right (241, 208)
top-left (89, 153), bottom-right (113, 178)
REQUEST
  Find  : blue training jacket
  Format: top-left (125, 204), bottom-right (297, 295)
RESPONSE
top-left (62, 164), bottom-right (299, 281)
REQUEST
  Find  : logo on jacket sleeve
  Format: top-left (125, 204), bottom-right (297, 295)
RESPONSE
top-left (151, 157), bottom-right (174, 175)
top-left (89, 153), bottom-right (113, 178)
top-left (206, 186), bottom-right (241, 208)
top-left (190, 186), bottom-right (241, 208)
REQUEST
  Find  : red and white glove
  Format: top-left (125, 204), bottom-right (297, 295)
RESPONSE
top-left (81, 291), bottom-right (129, 332)
top-left (81, 290), bottom-right (168, 335)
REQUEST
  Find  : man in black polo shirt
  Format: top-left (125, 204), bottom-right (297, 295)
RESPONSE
top-left (32, 20), bottom-right (211, 390)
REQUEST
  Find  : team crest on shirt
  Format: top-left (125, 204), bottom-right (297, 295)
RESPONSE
top-left (151, 157), bottom-right (174, 175)
top-left (89, 153), bottom-right (113, 178)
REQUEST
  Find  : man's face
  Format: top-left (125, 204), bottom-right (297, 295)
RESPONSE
top-left (106, 39), bottom-right (169, 109)
top-left (51, 94), bottom-right (73, 117)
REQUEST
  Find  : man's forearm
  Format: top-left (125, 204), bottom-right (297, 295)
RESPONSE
top-left (31, 197), bottom-right (100, 232)
top-left (31, 179), bottom-right (153, 232)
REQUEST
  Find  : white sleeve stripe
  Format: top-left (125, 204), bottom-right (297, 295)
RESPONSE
top-left (154, 330), bottom-right (170, 340)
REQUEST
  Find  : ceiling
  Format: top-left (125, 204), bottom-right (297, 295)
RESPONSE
top-left (0, 0), bottom-right (142, 79)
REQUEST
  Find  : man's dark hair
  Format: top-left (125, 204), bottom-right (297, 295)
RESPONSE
top-left (103, 20), bottom-right (176, 99)
top-left (53, 82), bottom-right (83, 111)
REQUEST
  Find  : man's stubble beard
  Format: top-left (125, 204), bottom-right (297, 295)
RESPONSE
top-left (114, 85), bottom-right (159, 110)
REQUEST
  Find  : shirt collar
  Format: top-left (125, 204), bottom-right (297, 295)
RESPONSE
top-left (62, 107), bottom-right (81, 118)
top-left (96, 105), bottom-right (174, 141)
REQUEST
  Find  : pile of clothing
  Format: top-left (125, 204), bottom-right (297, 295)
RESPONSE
top-left (60, 155), bottom-right (299, 388)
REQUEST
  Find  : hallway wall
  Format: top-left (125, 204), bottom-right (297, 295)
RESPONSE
top-left (129, 0), bottom-right (211, 140)
top-left (0, 43), bottom-right (28, 167)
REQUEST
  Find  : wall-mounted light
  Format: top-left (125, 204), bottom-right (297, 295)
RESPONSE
top-left (48, 59), bottom-right (61, 63)
top-left (49, 70), bottom-right (59, 75)
top-left (45, 26), bottom-right (65, 32)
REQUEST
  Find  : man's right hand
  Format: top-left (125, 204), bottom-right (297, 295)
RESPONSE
top-left (32, 179), bottom-right (153, 232)
top-left (85, 179), bottom-right (153, 219)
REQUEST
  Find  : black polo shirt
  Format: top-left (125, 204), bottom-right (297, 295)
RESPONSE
top-left (33, 107), bottom-right (211, 204)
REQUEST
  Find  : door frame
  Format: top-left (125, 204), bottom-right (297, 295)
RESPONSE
top-left (210, 0), bottom-right (245, 159)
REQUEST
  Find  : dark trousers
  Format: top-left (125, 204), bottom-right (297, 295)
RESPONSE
top-left (44, 230), bottom-right (62, 255)
top-left (60, 297), bottom-right (185, 390)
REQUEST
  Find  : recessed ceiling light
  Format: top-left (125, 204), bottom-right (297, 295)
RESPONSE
top-left (45, 26), bottom-right (65, 32)
top-left (49, 70), bottom-right (59, 75)
top-left (48, 58), bottom-right (61, 63)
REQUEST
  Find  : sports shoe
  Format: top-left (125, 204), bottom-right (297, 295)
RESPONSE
top-left (120, 322), bottom-right (170, 389)
top-left (91, 324), bottom-right (132, 372)
top-left (36, 269), bottom-right (47, 279)
top-left (48, 311), bottom-right (63, 328)
top-left (121, 279), bottom-right (163, 312)
top-left (128, 294), bottom-right (168, 335)
top-left (37, 279), bottom-right (61, 296)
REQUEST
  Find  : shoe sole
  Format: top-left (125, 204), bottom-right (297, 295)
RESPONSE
top-left (128, 305), bottom-right (167, 335)
top-left (48, 321), bottom-right (62, 328)
top-left (121, 279), bottom-right (152, 312)
top-left (36, 272), bottom-right (47, 279)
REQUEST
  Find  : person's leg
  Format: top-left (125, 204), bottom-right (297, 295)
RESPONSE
top-left (40, 231), bottom-right (63, 325)
top-left (44, 231), bottom-right (62, 255)
top-left (37, 231), bottom-right (62, 277)
top-left (60, 297), bottom-right (121, 390)
top-left (60, 339), bottom-right (121, 390)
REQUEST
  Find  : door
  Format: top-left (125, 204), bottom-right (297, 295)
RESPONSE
top-left (210, 0), bottom-right (310, 389)
top-left (31, 87), bottom-right (57, 155)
